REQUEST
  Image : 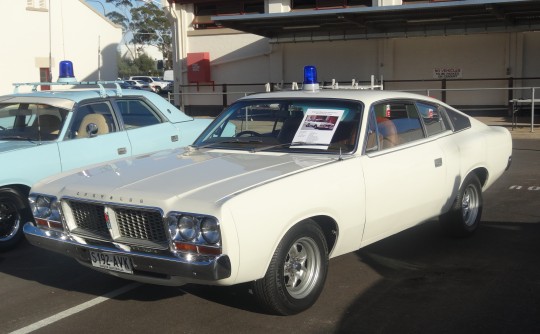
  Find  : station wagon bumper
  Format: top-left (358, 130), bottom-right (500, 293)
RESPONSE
top-left (23, 222), bottom-right (231, 286)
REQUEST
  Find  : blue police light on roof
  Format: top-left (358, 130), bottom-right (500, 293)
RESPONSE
top-left (57, 60), bottom-right (77, 83)
top-left (303, 65), bottom-right (319, 91)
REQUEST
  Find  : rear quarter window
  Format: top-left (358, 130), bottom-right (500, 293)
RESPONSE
top-left (444, 107), bottom-right (471, 132)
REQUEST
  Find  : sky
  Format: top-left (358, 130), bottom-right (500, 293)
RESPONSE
top-left (86, 0), bottom-right (118, 16)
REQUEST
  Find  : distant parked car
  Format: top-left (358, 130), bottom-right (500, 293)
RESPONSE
top-left (118, 81), bottom-right (141, 90)
top-left (129, 76), bottom-right (169, 94)
top-left (124, 80), bottom-right (152, 91)
top-left (0, 80), bottom-right (212, 251)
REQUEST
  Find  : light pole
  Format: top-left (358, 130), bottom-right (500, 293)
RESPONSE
top-left (86, 1), bottom-right (106, 80)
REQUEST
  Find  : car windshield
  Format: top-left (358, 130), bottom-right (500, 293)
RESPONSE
top-left (193, 98), bottom-right (363, 153)
top-left (0, 102), bottom-right (69, 141)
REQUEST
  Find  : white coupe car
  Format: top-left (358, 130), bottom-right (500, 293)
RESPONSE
top-left (24, 70), bottom-right (512, 315)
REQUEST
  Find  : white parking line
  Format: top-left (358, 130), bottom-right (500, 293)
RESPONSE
top-left (10, 282), bottom-right (142, 334)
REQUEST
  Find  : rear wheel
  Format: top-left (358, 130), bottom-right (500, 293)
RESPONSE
top-left (252, 220), bottom-right (328, 315)
top-left (0, 188), bottom-right (30, 251)
top-left (440, 174), bottom-right (483, 237)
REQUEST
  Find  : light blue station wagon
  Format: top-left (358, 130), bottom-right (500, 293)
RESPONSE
top-left (0, 83), bottom-right (211, 250)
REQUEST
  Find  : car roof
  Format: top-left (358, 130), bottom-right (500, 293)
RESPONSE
top-left (241, 89), bottom-right (443, 106)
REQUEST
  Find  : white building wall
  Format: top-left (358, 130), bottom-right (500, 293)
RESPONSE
top-left (170, 3), bottom-right (540, 110)
top-left (0, 0), bottom-right (122, 94)
top-left (522, 32), bottom-right (540, 99)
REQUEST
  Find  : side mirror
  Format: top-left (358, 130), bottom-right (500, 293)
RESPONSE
top-left (86, 123), bottom-right (99, 138)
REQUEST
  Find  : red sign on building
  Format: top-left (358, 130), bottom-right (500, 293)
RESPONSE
top-left (187, 52), bottom-right (211, 83)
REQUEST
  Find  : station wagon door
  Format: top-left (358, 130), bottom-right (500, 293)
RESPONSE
top-left (57, 101), bottom-right (132, 171)
top-left (114, 99), bottom-right (184, 155)
top-left (360, 100), bottom-right (449, 246)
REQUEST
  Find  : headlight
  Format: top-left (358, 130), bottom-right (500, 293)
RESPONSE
top-left (178, 215), bottom-right (198, 241)
top-left (166, 212), bottom-right (221, 254)
top-left (28, 194), bottom-right (63, 230)
top-left (201, 217), bottom-right (220, 244)
top-left (30, 195), bottom-right (55, 218)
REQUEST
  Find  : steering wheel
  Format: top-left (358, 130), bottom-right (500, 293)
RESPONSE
top-left (236, 130), bottom-right (262, 137)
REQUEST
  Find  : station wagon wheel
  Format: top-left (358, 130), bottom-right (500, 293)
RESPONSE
top-left (0, 188), bottom-right (30, 251)
top-left (440, 174), bottom-right (483, 237)
top-left (252, 220), bottom-right (328, 315)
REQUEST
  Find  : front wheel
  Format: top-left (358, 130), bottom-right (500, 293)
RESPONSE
top-left (0, 188), bottom-right (30, 251)
top-left (440, 174), bottom-right (483, 237)
top-left (252, 220), bottom-right (328, 315)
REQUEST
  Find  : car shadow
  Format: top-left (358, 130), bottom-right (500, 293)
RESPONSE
top-left (335, 219), bottom-right (540, 333)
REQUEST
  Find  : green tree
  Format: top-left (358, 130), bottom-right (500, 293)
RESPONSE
top-left (130, 2), bottom-right (172, 70)
top-left (101, 0), bottom-right (172, 69)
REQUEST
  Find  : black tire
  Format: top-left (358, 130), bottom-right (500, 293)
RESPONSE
top-left (0, 188), bottom-right (31, 251)
top-left (252, 220), bottom-right (328, 315)
top-left (440, 174), bottom-right (483, 237)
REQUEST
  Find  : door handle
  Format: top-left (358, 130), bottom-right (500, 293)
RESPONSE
top-left (118, 147), bottom-right (127, 155)
top-left (434, 158), bottom-right (442, 167)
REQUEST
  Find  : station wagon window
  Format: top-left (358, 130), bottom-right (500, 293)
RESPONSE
top-left (416, 102), bottom-right (451, 136)
top-left (194, 99), bottom-right (362, 153)
top-left (0, 102), bottom-right (67, 141)
top-left (115, 100), bottom-right (161, 129)
top-left (68, 102), bottom-right (117, 139)
top-left (371, 101), bottom-right (424, 149)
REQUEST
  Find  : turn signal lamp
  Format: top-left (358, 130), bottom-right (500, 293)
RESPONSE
top-left (303, 65), bottom-right (319, 91)
top-left (58, 60), bottom-right (77, 83)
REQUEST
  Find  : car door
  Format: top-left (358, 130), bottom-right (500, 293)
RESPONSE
top-left (360, 100), bottom-right (449, 246)
top-left (57, 100), bottom-right (132, 171)
top-left (113, 98), bottom-right (183, 155)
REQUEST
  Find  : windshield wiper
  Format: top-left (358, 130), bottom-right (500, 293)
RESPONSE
top-left (251, 141), bottom-right (330, 153)
top-left (189, 138), bottom-right (264, 150)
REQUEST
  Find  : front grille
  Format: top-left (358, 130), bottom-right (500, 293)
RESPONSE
top-left (115, 207), bottom-right (167, 242)
top-left (65, 199), bottom-right (167, 248)
top-left (68, 201), bottom-right (109, 238)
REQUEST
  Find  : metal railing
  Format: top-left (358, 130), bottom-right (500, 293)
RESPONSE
top-left (167, 77), bottom-right (539, 132)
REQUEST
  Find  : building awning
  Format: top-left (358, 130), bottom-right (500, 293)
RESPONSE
top-left (209, 0), bottom-right (540, 43)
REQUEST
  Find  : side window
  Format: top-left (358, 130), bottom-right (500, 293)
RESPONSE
top-left (444, 107), bottom-right (471, 132)
top-left (364, 108), bottom-right (380, 153)
top-left (373, 101), bottom-right (424, 149)
top-left (416, 102), bottom-right (450, 136)
top-left (116, 100), bottom-right (162, 129)
top-left (68, 102), bottom-right (117, 139)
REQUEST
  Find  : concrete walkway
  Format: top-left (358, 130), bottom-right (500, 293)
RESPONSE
top-left (474, 115), bottom-right (539, 140)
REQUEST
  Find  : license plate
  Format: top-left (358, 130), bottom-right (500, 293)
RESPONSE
top-left (90, 251), bottom-right (133, 274)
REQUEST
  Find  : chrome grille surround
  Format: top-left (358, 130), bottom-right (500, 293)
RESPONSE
top-left (62, 197), bottom-right (167, 249)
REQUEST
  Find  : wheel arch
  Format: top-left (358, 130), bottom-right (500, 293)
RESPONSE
top-left (469, 167), bottom-right (488, 188)
top-left (0, 184), bottom-right (31, 208)
top-left (302, 215), bottom-right (338, 256)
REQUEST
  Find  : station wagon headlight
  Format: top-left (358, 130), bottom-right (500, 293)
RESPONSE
top-left (178, 215), bottom-right (198, 241)
top-left (28, 194), bottom-right (63, 230)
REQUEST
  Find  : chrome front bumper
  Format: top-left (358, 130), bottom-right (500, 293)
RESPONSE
top-left (23, 222), bottom-right (231, 286)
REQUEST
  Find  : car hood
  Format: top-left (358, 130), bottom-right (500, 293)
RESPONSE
top-left (0, 140), bottom-right (39, 153)
top-left (35, 148), bottom-right (337, 207)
